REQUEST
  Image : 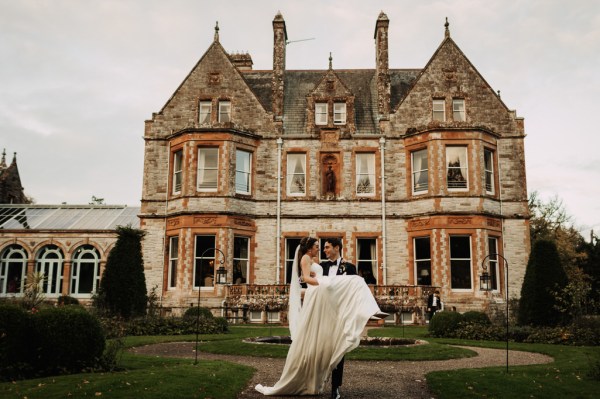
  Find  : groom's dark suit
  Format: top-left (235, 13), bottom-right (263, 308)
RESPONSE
top-left (319, 257), bottom-right (357, 396)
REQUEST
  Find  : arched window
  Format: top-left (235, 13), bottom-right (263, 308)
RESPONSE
top-left (0, 245), bottom-right (27, 296)
top-left (36, 245), bottom-right (64, 296)
top-left (71, 245), bottom-right (100, 297)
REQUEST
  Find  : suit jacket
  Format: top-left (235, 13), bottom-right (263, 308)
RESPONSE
top-left (427, 293), bottom-right (441, 309)
top-left (320, 258), bottom-right (357, 277)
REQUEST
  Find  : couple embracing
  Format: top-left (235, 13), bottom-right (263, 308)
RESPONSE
top-left (256, 237), bottom-right (385, 399)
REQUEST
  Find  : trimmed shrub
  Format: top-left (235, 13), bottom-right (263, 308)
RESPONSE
top-left (454, 323), bottom-right (504, 341)
top-left (57, 295), bottom-right (80, 306)
top-left (183, 306), bottom-right (214, 322)
top-left (98, 226), bottom-right (147, 319)
top-left (0, 304), bottom-right (35, 380)
top-left (33, 306), bottom-right (105, 374)
top-left (519, 240), bottom-right (568, 326)
top-left (428, 311), bottom-right (464, 337)
top-left (462, 311), bottom-right (491, 326)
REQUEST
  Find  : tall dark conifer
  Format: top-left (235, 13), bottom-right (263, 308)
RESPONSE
top-left (99, 226), bottom-right (147, 318)
top-left (518, 239), bottom-right (568, 326)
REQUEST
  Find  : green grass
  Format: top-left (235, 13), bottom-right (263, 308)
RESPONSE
top-left (2, 324), bottom-right (598, 399)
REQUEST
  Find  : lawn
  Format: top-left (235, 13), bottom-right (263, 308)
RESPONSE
top-left (1, 325), bottom-right (598, 399)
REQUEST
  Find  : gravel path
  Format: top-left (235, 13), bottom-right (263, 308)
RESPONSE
top-left (130, 341), bottom-right (552, 399)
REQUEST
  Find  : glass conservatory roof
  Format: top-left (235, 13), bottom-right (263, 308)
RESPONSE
top-left (0, 205), bottom-right (140, 230)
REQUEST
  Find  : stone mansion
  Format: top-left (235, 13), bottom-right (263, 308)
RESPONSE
top-left (139, 11), bottom-right (530, 321)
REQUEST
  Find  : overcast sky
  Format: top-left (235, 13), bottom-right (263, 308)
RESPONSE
top-left (1, 0), bottom-right (599, 239)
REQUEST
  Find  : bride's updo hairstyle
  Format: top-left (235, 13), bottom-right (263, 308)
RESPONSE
top-left (298, 237), bottom-right (318, 264)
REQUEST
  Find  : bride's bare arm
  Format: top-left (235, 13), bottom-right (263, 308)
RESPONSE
top-left (301, 255), bottom-right (319, 286)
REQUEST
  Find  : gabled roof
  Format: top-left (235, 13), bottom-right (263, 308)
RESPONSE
top-left (0, 205), bottom-right (140, 230)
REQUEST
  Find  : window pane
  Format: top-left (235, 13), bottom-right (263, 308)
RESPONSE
top-left (219, 101), bottom-right (231, 123)
top-left (333, 102), bottom-right (346, 124)
top-left (287, 153), bottom-right (306, 195)
top-left (357, 238), bottom-right (377, 284)
top-left (198, 147), bottom-right (219, 190)
top-left (199, 101), bottom-right (211, 124)
top-left (195, 235), bottom-right (216, 287)
top-left (446, 146), bottom-right (468, 189)
top-left (433, 99), bottom-right (445, 121)
top-left (356, 153), bottom-right (375, 195)
top-left (169, 236), bottom-right (179, 288)
top-left (453, 99), bottom-right (465, 121)
top-left (233, 236), bottom-right (249, 284)
top-left (488, 237), bottom-right (499, 290)
top-left (315, 103), bottom-right (327, 125)
top-left (285, 238), bottom-right (302, 284)
top-left (235, 150), bottom-right (252, 194)
top-left (173, 150), bottom-right (183, 194)
top-left (484, 149), bottom-right (494, 194)
top-left (414, 237), bottom-right (431, 285)
top-left (412, 149), bottom-right (428, 193)
top-left (450, 236), bottom-right (471, 289)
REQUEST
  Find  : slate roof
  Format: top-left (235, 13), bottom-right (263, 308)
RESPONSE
top-left (0, 205), bottom-right (140, 230)
top-left (242, 68), bottom-right (421, 135)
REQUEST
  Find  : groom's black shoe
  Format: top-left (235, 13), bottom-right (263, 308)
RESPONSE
top-left (332, 387), bottom-right (341, 399)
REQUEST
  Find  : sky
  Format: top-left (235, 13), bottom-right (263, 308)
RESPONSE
top-left (1, 0), bottom-right (599, 239)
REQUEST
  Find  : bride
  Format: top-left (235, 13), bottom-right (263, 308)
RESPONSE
top-left (255, 237), bottom-right (383, 396)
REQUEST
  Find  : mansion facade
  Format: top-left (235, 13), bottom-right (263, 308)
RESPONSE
top-left (140, 12), bottom-right (530, 320)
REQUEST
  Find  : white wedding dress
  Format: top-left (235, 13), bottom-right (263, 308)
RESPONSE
top-left (255, 262), bottom-right (381, 395)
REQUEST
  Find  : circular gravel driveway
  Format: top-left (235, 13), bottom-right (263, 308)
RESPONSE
top-left (131, 342), bottom-right (552, 399)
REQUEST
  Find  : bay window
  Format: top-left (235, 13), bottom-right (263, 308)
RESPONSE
top-left (168, 236), bottom-right (179, 289)
top-left (414, 237), bottom-right (432, 285)
top-left (484, 149), bottom-right (495, 194)
top-left (172, 150), bottom-right (183, 195)
top-left (197, 147), bottom-right (219, 191)
top-left (446, 146), bottom-right (468, 190)
top-left (194, 235), bottom-right (215, 288)
top-left (235, 149), bottom-right (252, 194)
top-left (450, 236), bottom-right (472, 290)
top-left (233, 236), bottom-right (249, 284)
top-left (411, 149), bottom-right (429, 194)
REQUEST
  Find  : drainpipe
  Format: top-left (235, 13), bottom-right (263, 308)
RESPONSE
top-left (379, 137), bottom-right (387, 284)
top-left (276, 137), bottom-right (283, 283)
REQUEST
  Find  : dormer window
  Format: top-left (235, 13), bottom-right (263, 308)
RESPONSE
top-left (315, 103), bottom-right (328, 125)
top-left (433, 99), bottom-right (445, 121)
top-left (333, 102), bottom-right (347, 124)
top-left (219, 101), bottom-right (231, 123)
top-left (199, 101), bottom-right (212, 124)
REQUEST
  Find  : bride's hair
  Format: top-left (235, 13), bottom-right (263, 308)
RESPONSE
top-left (297, 237), bottom-right (318, 273)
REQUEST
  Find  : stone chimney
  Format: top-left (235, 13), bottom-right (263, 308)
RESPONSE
top-left (230, 52), bottom-right (253, 70)
top-left (374, 11), bottom-right (390, 118)
top-left (272, 11), bottom-right (287, 120)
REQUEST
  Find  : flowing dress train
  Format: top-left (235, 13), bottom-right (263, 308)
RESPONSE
top-left (255, 263), bottom-right (381, 395)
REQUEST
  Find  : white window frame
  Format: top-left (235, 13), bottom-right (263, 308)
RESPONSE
top-left (36, 245), bottom-right (64, 296)
top-left (411, 149), bottom-right (429, 194)
top-left (414, 237), bottom-right (432, 286)
top-left (235, 149), bottom-right (252, 194)
top-left (333, 102), bottom-right (347, 125)
top-left (356, 153), bottom-right (376, 196)
top-left (286, 153), bottom-right (306, 196)
top-left (172, 150), bottom-right (183, 195)
top-left (218, 101), bottom-right (231, 123)
top-left (70, 245), bottom-right (100, 298)
top-left (446, 146), bottom-right (468, 191)
top-left (0, 245), bottom-right (27, 296)
top-left (356, 238), bottom-right (377, 284)
top-left (233, 236), bottom-right (250, 284)
top-left (484, 149), bottom-right (495, 195)
top-left (197, 147), bottom-right (219, 192)
top-left (194, 235), bottom-right (216, 290)
top-left (488, 237), bottom-right (500, 292)
top-left (168, 236), bottom-right (179, 289)
top-left (449, 235), bottom-right (472, 291)
top-left (453, 99), bottom-right (465, 121)
top-left (199, 101), bottom-right (212, 124)
top-left (315, 103), bottom-right (328, 125)
top-left (433, 99), bottom-right (445, 121)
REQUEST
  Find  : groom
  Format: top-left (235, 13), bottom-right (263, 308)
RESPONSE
top-left (320, 237), bottom-right (356, 399)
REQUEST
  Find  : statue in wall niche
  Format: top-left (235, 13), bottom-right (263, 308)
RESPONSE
top-left (325, 165), bottom-right (336, 194)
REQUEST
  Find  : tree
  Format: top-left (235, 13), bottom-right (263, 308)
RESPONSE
top-left (518, 239), bottom-right (568, 326)
top-left (98, 226), bottom-right (147, 318)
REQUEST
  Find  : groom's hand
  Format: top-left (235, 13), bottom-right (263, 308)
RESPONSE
top-left (310, 272), bottom-right (316, 277)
